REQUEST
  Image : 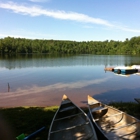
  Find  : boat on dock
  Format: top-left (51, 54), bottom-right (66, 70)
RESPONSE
top-left (105, 66), bottom-right (138, 74)
top-left (113, 66), bottom-right (138, 74)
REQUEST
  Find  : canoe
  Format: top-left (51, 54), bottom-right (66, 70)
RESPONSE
top-left (88, 95), bottom-right (140, 140)
top-left (48, 94), bottom-right (98, 140)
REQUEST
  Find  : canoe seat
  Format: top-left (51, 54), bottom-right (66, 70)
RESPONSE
top-left (59, 106), bottom-right (76, 112)
top-left (54, 112), bottom-right (83, 121)
top-left (50, 122), bottom-right (96, 140)
top-left (91, 106), bottom-right (108, 118)
top-left (88, 102), bottom-right (100, 106)
top-left (51, 122), bottom-right (90, 134)
top-left (91, 106), bottom-right (107, 113)
top-left (61, 100), bottom-right (71, 105)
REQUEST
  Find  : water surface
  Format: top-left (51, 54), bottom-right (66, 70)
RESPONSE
top-left (0, 54), bottom-right (140, 107)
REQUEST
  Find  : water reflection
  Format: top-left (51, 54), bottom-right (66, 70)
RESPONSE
top-left (0, 77), bottom-right (110, 99)
top-left (0, 54), bottom-right (140, 107)
top-left (0, 54), bottom-right (140, 69)
top-left (94, 87), bottom-right (140, 104)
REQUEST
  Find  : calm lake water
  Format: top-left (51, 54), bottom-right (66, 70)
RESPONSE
top-left (0, 54), bottom-right (140, 107)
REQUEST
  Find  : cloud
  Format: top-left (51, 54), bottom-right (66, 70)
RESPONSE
top-left (29, 0), bottom-right (50, 2)
top-left (0, 78), bottom-right (110, 99)
top-left (0, 1), bottom-right (113, 27)
top-left (0, 2), bottom-right (140, 33)
top-left (0, 30), bottom-right (56, 39)
top-left (118, 27), bottom-right (140, 33)
top-left (0, 33), bottom-right (24, 38)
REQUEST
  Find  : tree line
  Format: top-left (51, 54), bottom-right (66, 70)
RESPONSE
top-left (0, 36), bottom-right (140, 54)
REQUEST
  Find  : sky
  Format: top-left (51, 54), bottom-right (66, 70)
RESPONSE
top-left (0, 0), bottom-right (140, 41)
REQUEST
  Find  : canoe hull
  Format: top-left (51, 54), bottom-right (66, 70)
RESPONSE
top-left (48, 94), bottom-right (98, 140)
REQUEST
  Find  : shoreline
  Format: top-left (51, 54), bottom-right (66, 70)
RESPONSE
top-left (0, 102), bottom-right (140, 139)
top-left (0, 100), bottom-right (138, 108)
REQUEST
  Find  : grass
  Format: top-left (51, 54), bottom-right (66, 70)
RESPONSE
top-left (0, 106), bottom-right (58, 140)
top-left (109, 102), bottom-right (140, 119)
top-left (0, 102), bottom-right (140, 140)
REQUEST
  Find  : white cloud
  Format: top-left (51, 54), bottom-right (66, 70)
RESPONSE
top-left (118, 27), bottom-right (140, 33)
top-left (0, 78), bottom-right (110, 99)
top-left (0, 29), bottom-right (56, 39)
top-left (0, 2), bottom-right (140, 33)
top-left (0, 1), bottom-right (113, 27)
top-left (0, 33), bottom-right (24, 38)
top-left (29, 0), bottom-right (50, 3)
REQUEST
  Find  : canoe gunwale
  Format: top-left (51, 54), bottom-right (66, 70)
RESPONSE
top-left (59, 105), bottom-right (76, 112)
top-left (87, 95), bottom-right (140, 140)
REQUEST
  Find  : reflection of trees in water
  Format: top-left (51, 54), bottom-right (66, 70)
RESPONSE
top-left (0, 54), bottom-right (140, 69)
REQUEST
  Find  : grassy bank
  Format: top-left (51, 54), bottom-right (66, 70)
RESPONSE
top-left (0, 102), bottom-right (140, 140)
top-left (0, 106), bottom-right (58, 140)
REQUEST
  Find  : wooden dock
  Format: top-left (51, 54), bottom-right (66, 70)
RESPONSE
top-left (104, 67), bottom-right (114, 71)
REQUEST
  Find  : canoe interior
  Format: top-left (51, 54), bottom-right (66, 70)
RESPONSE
top-left (88, 96), bottom-right (140, 140)
top-left (49, 96), bottom-right (97, 140)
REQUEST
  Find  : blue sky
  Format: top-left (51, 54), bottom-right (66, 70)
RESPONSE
top-left (0, 0), bottom-right (140, 41)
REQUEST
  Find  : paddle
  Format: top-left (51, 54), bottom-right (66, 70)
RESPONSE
top-left (16, 126), bottom-right (45, 140)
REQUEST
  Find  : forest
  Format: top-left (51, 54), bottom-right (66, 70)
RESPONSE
top-left (0, 36), bottom-right (140, 54)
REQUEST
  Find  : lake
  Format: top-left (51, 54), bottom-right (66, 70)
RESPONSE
top-left (0, 54), bottom-right (140, 107)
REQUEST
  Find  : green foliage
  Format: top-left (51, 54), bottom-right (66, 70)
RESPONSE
top-left (109, 102), bottom-right (140, 119)
top-left (1, 36), bottom-right (140, 54)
